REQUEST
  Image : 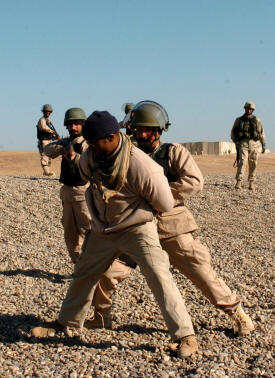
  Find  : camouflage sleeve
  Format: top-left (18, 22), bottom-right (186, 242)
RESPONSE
top-left (37, 117), bottom-right (55, 133)
top-left (44, 139), bottom-right (65, 158)
top-left (257, 118), bottom-right (266, 144)
top-left (231, 118), bottom-right (239, 143)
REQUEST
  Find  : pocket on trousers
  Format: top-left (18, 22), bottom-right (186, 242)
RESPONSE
top-left (162, 234), bottom-right (194, 254)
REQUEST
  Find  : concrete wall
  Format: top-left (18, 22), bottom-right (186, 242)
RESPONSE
top-left (182, 142), bottom-right (236, 155)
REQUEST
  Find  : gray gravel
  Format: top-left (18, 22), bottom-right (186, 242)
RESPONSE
top-left (0, 173), bottom-right (274, 377)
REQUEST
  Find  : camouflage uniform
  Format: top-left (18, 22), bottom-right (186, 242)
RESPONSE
top-left (231, 105), bottom-right (265, 185)
top-left (36, 115), bottom-right (57, 174)
top-left (44, 136), bottom-right (91, 263)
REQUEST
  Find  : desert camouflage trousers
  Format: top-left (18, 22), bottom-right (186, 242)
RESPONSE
top-left (58, 220), bottom-right (195, 340)
top-left (93, 232), bottom-right (240, 317)
top-left (236, 139), bottom-right (262, 182)
top-left (61, 199), bottom-right (91, 263)
top-left (40, 139), bottom-right (52, 167)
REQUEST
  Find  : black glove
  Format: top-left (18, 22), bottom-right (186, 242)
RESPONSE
top-left (262, 143), bottom-right (266, 154)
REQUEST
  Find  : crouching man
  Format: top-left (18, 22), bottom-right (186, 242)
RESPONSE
top-left (32, 110), bottom-right (198, 358)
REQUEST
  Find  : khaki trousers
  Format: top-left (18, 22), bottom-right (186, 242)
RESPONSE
top-left (40, 140), bottom-right (52, 167)
top-left (94, 232), bottom-right (239, 316)
top-left (58, 220), bottom-right (194, 340)
top-left (62, 200), bottom-right (91, 263)
top-left (236, 139), bottom-right (261, 182)
top-left (92, 259), bottom-right (132, 313)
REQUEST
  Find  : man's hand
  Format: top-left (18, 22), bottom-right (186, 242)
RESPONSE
top-left (262, 143), bottom-right (266, 154)
top-left (64, 150), bottom-right (76, 160)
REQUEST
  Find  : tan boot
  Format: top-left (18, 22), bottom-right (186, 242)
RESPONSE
top-left (235, 180), bottom-right (242, 189)
top-left (177, 335), bottom-right (198, 358)
top-left (248, 181), bottom-right (255, 191)
top-left (42, 166), bottom-right (54, 176)
top-left (31, 321), bottom-right (64, 338)
top-left (231, 304), bottom-right (255, 336)
top-left (84, 310), bottom-right (113, 330)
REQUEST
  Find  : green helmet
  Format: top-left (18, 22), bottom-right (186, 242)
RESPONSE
top-left (64, 107), bottom-right (87, 126)
top-left (244, 101), bottom-right (255, 110)
top-left (130, 100), bottom-right (170, 131)
top-left (41, 104), bottom-right (53, 113)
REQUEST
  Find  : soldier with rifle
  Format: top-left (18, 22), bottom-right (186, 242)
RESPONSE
top-left (36, 104), bottom-right (60, 176)
top-left (231, 101), bottom-right (266, 190)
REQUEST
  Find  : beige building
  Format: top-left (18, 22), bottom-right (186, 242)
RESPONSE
top-left (182, 142), bottom-right (236, 155)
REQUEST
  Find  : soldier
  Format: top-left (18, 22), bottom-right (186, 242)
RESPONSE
top-left (231, 101), bottom-right (266, 190)
top-left (44, 108), bottom-right (91, 264)
top-left (36, 104), bottom-right (60, 176)
top-left (32, 110), bottom-right (199, 359)
top-left (88, 101), bottom-right (255, 340)
top-left (119, 102), bottom-right (135, 135)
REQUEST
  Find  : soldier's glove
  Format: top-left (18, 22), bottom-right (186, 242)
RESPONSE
top-left (262, 143), bottom-right (266, 154)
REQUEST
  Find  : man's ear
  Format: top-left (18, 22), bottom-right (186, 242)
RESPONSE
top-left (106, 134), bottom-right (115, 142)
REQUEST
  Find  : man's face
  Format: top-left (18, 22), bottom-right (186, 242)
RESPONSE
top-left (67, 120), bottom-right (83, 137)
top-left (135, 127), bottom-right (161, 153)
top-left (44, 111), bottom-right (51, 118)
top-left (244, 107), bottom-right (254, 115)
top-left (87, 134), bottom-right (118, 158)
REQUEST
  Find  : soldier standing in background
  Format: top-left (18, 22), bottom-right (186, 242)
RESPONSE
top-left (36, 104), bottom-right (60, 176)
top-left (88, 101), bottom-right (254, 341)
top-left (44, 108), bottom-right (91, 264)
top-left (231, 101), bottom-right (266, 190)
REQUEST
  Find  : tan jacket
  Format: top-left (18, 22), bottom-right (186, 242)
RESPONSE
top-left (44, 136), bottom-right (89, 202)
top-left (156, 143), bottom-right (203, 238)
top-left (79, 144), bottom-right (174, 234)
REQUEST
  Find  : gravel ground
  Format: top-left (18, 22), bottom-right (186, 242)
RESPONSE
top-left (0, 173), bottom-right (274, 377)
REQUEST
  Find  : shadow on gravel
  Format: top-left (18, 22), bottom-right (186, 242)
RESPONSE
top-left (0, 314), bottom-right (163, 352)
top-left (0, 269), bottom-right (68, 284)
top-left (198, 322), bottom-right (238, 338)
top-left (12, 176), bottom-right (59, 181)
top-left (116, 324), bottom-right (167, 335)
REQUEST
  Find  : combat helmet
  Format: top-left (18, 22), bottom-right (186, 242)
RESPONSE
top-left (64, 107), bottom-right (87, 126)
top-left (244, 101), bottom-right (255, 110)
top-left (41, 104), bottom-right (53, 113)
top-left (130, 100), bottom-right (170, 131)
top-left (123, 103), bottom-right (135, 114)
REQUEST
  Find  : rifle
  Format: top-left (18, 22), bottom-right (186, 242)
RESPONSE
top-left (46, 120), bottom-right (60, 140)
top-left (233, 143), bottom-right (240, 168)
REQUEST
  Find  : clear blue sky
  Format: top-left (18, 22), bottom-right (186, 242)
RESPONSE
top-left (1, 0), bottom-right (274, 151)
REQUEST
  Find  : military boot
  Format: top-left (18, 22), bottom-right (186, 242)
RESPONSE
top-left (235, 180), bottom-right (242, 189)
top-left (42, 166), bottom-right (54, 176)
top-left (84, 309), bottom-right (113, 330)
top-left (176, 335), bottom-right (198, 358)
top-left (31, 320), bottom-right (64, 338)
top-left (248, 181), bottom-right (255, 191)
top-left (231, 304), bottom-right (255, 336)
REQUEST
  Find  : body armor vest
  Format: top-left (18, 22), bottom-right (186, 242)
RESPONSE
top-left (59, 138), bottom-right (86, 186)
top-left (151, 143), bottom-right (178, 183)
top-left (234, 115), bottom-right (261, 142)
